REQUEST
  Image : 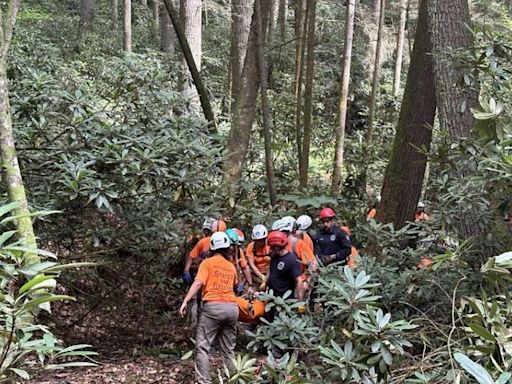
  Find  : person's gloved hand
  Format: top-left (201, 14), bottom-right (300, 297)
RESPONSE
top-left (297, 302), bottom-right (306, 315)
top-left (236, 283), bottom-right (245, 295)
top-left (321, 254), bottom-right (334, 265)
top-left (259, 280), bottom-right (267, 291)
top-left (182, 271), bottom-right (192, 284)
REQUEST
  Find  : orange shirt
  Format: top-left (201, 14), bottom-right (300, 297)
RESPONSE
top-left (233, 248), bottom-right (248, 269)
top-left (246, 241), bottom-right (271, 274)
top-left (302, 233), bottom-right (314, 254)
top-left (287, 237), bottom-right (316, 266)
top-left (195, 254), bottom-right (237, 302)
top-left (189, 237), bottom-right (210, 260)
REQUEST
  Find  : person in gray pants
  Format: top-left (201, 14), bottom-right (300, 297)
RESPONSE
top-left (179, 231), bottom-right (239, 384)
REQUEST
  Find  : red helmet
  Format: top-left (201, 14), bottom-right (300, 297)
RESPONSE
top-left (320, 207), bottom-right (335, 219)
top-left (267, 231), bottom-right (288, 247)
top-left (212, 219), bottom-right (227, 233)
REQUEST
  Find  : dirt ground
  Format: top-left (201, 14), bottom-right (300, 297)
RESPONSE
top-left (25, 255), bottom-right (203, 384)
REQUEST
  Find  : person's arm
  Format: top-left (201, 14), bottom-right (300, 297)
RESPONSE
top-left (334, 230), bottom-right (352, 263)
top-left (183, 256), bottom-right (193, 273)
top-left (179, 280), bottom-right (204, 317)
top-left (243, 266), bottom-right (253, 286)
top-left (295, 277), bottom-right (305, 301)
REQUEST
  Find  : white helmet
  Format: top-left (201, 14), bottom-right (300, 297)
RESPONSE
top-left (210, 232), bottom-right (231, 250)
top-left (279, 216), bottom-right (297, 232)
top-left (252, 224), bottom-right (268, 240)
top-left (296, 215), bottom-right (312, 231)
top-left (202, 218), bottom-right (214, 231)
top-left (271, 219), bottom-right (283, 231)
top-left (418, 202), bottom-right (425, 208)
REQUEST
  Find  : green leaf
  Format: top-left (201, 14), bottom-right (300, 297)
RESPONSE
top-left (45, 362), bottom-right (97, 370)
top-left (0, 202), bottom-right (21, 217)
top-left (468, 323), bottom-right (496, 342)
top-left (9, 368), bottom-right (30, 380)
top-left (19, 275), bottom-right (55, 294)
top-left (181, 350), bottom-right (194, 360)
top-left (18, 295), bottom-right (75, 314)
top-left (454, 353), bottom-right (494, 384)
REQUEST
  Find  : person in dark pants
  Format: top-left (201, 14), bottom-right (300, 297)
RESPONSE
top-left (313, 207), bottom-right (353, 266)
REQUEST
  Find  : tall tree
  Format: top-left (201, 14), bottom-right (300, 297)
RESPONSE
top-left (162, 0), bottom-right (216, 129)
top-left (230, 0), bottom-right (254, 113)
top-left (160, 2), bottom-right (174, 54)
top-left (366, 0), bottom-right (386, 146)
top-left (0, 0), bottom-right (38, 264)
top-left (255, 0), bottom-right (277, 206)
top-left (427, 0), bottom-right (481, 240)
top-left (224, 1), bottom-right (271, 187)
top-left (331, 0), bottom-right (356, 194)
top-left (278, 0), bottom-right (288, 43)
top-left (180, 0), bottom-right (202, 112)
top-left (112, 0), bottom-right (119, 29)
top-left (299, 0), bottom-right (316, 189)
top-left (153, 0), bottom-right (160, 29)
top-left (294, 0), bottom-right (307, 183)
top-left (367, 0), bottom-right (381, 84)
top-left (392, 0), bottom-right (407, 97)
top-left (79, 0), bottom-right (95, 35)
top-left (267, 0), bottom-right (278, 43)
top-left (377, 0), bottom-right (436, 229)
top-left (124, 0), bottom-right (132, 52)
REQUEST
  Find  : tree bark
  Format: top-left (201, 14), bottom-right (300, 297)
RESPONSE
top-left (160, 2), bottom-right (174, 54)
top-left (366, 0), bottom-right (385, 146)
top-left (377, 0), bottom-right (436, 229)
top-left (278, 0), bottom-right (288, 43)
top-left (294, 0), bottom-right (307, 183)
top-left (79, 0), bottom-right (95, 34)
top-left (299, 0), bottom-right (316, 189)
top-left (230, 0), bottom-right (254, 113)
top-left (367, 0), bottom-right (381, 84)
top-left (124, 0), bottom-right (132, 52)
top-left (224, 1), bottom-right (271, 188)
top-left (153, 0), bottom-right (160, 29)
top-left (331, 0), bottom-right (355, 194)
top-left (162, 0), bottom-right (216, 130)
top-left (392, 0), bottom-right (407, 97)
top-left (0, 0), bottom-right (38, 265)
top-left (428, 0), bottom-right (481, 241)
top-left (112, 0), bottom-right (119, 30)
top-left (267, 0), bottom-right (278, 43)
top-left (255, 0), bottom-right (277, 206)
top-left (179, 0), bottom-right (202, 112)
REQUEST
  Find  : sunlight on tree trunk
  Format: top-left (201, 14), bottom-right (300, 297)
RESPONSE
top-left (124, 0), bottom-right (132, 52)
top-left (0, 0), bottom-right (38, 265)
top-left (377, 0), bottom-right (435, 230)
top-left (331, 0), bottom-right (355, 195)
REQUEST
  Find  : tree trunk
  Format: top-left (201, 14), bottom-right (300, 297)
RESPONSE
top-left (367, 0), bottom-right (381, 84)
top-left (392, 0), bottom-right (407, 97)
top-left (366, 0), bottom-right (385, 146)
top-left (294, 0), bottom-right (307, 183)
top-left (230, 0), bottom-right (254, 113)
top-left (331, 0), bottom-right (355, 194)
top-left (428, 0), bottom-right (481, 241)
top-left (299, 0), bottom-right (316, 189)
top-left (377, 0), bottom-right (436, 229)
top-left (162, 0), bottom-right (216, 130)
top-left (278, 0), bottom-right (288, 43)
top-left (79, 0), bottom-right (95, 34)
top-left (267, 0), bottom-right (278, 43)
top-left (180, 0), bottom-right (202, 112)
top-left (255, 0), bottom-right (277, 206)
top-left (153, 0), bottom-right (160, 29)
top-left (112, 0), bottom-right (119, 29)
top-left (0, 1), bottom-right (38, 265)
top-left (224, 1), bottom-right (271, 188)
top-left (124, 0), bottom-right (132, 52)
top-left (160, 3), bottom-right (174, 53)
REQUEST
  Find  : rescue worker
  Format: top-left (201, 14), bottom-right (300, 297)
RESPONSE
top-left (183, 219), bottom-right (227, 283)
top-left (246, 224), bottom-right (271, 291)
top-left (225, 228), bottom-right (253, 295)
top-left (179, 232), bottom-right (239, 384)
top-left (415, 202), bottom-right (430, 222)
top-left (314, 208), bottom-right (353, 266)
top-left (296, 215), bottom-right (314, 253)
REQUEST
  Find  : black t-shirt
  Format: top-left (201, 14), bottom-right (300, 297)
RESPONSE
top-left (268, 251), bottom-right (301, 298)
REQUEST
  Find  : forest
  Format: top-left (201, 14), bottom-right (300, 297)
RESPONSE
top-left (0, 0), bottom-right (512, 382)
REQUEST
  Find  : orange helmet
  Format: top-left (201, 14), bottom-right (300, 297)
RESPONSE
top-left (212, 219), bottom-right (227, 233)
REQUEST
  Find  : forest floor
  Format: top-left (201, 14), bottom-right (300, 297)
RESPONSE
top-left (25, 251), bottom-right (208, 384)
